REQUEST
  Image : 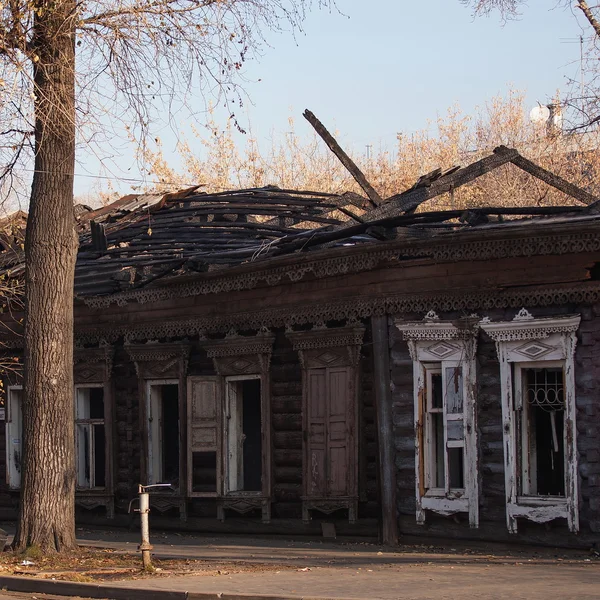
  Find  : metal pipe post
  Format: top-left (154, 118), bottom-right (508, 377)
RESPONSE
top-left (138, 484), bottom-right (153, 570)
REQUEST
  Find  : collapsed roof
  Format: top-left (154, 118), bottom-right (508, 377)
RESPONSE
top-left (1, 141), bottom-right (599, 300)
top-left (71, 145), bottom-right (600, 298)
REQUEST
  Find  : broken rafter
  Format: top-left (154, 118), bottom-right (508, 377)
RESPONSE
top-left (494, 145), bottom-right (600, 206)
top-left (303, 109), bottom-right (383, 208)
top-left (363, 148), bottom-right (520, 221)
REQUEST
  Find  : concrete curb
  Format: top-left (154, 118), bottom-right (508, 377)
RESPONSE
top-left (0, 574), bottom-right (348, 600)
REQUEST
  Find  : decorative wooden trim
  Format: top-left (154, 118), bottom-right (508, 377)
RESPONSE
top-left (74, 346), bottom-right (115, 519)
top-left (126, 342), bottom-right (190, 521)
top-left (75, 283), bottom-right (600, 345)
top-left (395, 316), bottom-right (479, 528)
top-left (203, 332), bottom-right (275, 376)
top-left (202, 332), bottom-right (274, 522)
top-left (288, 325), bottom-right (364, 524)
top-left (480, 310), bottom-right (580, 534)
top-left (287, 325), bottom-right (365, 369)
top-left (82, 228), bottom-right (600, 309)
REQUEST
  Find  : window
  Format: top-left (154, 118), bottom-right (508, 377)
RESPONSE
top-left (517, 365), bottom-right (565, 497)
top-left (6, 386), bottom-right (22, 489)
top-left (224, 376), bottom-right (262, 494)
top-left (481, 310), bottom-right (580, 533)
top-left (424, 364), bottom-right (466, 493)
top-left (395, 314), bottom-right (479, 528)
top-left (75, 385), bottom-right (106, 489)
top-left (146, 381), bottom-right (179, 486)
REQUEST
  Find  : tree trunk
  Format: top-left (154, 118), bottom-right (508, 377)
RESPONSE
top-left (13, 0), bottom-right (79, 552)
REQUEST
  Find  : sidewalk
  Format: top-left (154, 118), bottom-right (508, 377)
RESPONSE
top-left (0, 527), bottom-right (598, 599)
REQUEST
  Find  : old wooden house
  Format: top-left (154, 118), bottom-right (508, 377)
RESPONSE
top-left (1, 144), bottom-right (599, 548)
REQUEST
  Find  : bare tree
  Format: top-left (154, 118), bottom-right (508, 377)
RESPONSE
top-left (0, 0), bottom-right (331, 552)
top-left (461, 0), bottom-right (600, 128)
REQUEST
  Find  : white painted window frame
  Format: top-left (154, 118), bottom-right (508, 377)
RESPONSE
top-left (6, 385), bottom-right (22, 490)
top-left (146, 379), bottom-right (179, 485)
top-left (395, 314), bottom-right (479, 528)
top-left (74, 383), bottom-right (106, 490)
top-left (480, 309), bottom-right (580, 533)
top-left (224, 373), bottom-right (262, 496)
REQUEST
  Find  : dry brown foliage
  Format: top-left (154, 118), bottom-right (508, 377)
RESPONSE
top-left (142, 90), bottom-right (600, 211)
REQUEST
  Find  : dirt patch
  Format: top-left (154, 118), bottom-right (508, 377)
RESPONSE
top-left (0, 547), bottom-right (292, 583)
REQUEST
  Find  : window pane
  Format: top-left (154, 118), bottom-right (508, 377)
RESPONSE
top-left (522, 368), bottom-right (566, 497)
top-left (432, 413), bottom-right (445, 488)
top-left (76, 388), bottom-right (90, 419)
top-left (89, 388), bottom-right (105, 419)
top-left (431, 373), bottom-right (443, 409)
top-left (447, 419), bottom-right (464, 441)
top-left (445, 366), bottom-right (463, 414)
top-left (524, 368), bottom-right (564, 410)
top-left (448, 447), bottom-right (464, 489)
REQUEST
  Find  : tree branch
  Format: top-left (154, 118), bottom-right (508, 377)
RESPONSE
top-left (577, 0), bottom-right (600, 37)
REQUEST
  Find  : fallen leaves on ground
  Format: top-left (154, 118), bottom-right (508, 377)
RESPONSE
top-left (0, 548), bottom-right (293, 583)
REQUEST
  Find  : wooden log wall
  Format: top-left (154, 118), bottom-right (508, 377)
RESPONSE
top-left (390, 304), bottom-right (600, 546)
top-left (106, 330), bottom-right (377, 522)
top-left (112, 347), bottom-right (142, 510)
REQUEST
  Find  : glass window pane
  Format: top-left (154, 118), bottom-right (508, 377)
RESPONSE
top-left (445, 366), bottom-right (463, 414)
top-left (447, 419), bottom-right (464, 441)
top-left (431, 373), bottom-right (443, 409)
top-left (449, 447), bottom-right (464, 489)
top-left (76, 388), bottom-right (90, 419)
top-left (432, 413), bottom-right (445, 488)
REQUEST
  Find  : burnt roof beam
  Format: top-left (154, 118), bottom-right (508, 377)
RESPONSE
top-left (303, 109), bottom-right (383, 208)
top-left (493, 145), bottom-right (600, 207)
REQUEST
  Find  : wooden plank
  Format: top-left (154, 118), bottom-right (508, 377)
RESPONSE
top-left (492, 145), bottom-right (600, 206)
top-left (303, 109), bottom-right (383, 207)
top-left (363, 148), bottom-right (520, 221)
top-left (370, 315), bottom-right (399, 546)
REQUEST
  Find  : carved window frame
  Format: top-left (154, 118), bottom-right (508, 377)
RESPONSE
top-left (480, 310), bottom-right (580, 533)
top-left (395, 315), bottom-right (479, 528)
top-left (287, 324), bottom-right (365, 524)
top-left (73, 346), bottom-right (115, 518)
top-left (126, 342), bottom-right (190, 520)
top-left (202, 332), bottom-right (274, 523)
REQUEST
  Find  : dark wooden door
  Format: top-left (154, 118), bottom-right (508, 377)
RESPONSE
top-left (306, 366), bottom-right (353, 498)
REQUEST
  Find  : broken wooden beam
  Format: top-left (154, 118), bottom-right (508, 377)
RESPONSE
top-left (363, 147), bottom-right (520, 221)
top-left (303, 109), bottom-right (383, 208)
top-left (493, 145), bottom-right (600, 206)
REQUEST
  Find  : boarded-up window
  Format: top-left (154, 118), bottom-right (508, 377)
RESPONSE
top-left (306, 366), bottom-right (352, 498)
top-left (187, 376), bottom-right (219, 496)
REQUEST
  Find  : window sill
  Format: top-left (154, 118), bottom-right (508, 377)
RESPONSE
top-left (421, 495), bottom-right (468, 516)
top-left (516, 496), bottom-right (567, 507)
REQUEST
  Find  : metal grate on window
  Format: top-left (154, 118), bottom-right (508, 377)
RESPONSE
top-left (525, 368), bottom-right (564, 412)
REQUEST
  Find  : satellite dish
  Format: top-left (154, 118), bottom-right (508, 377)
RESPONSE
top-left (530, 105), bottom-right (550, 124)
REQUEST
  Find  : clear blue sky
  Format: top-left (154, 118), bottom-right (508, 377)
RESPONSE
top-left (74, 0), bottom-right (586, 197)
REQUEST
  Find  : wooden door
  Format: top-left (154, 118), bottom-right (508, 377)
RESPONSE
top-left (306, 366), bottom-right (353, 498)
